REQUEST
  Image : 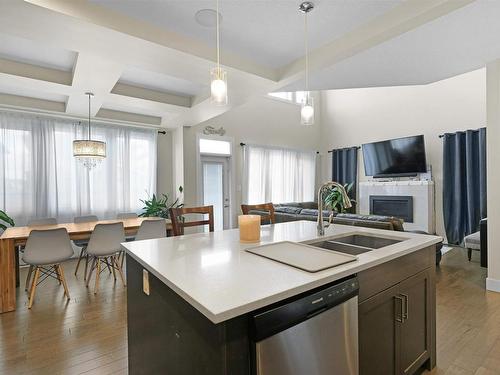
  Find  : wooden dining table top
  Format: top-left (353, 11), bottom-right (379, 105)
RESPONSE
top-left (0, 217), bottom-right (172, 241)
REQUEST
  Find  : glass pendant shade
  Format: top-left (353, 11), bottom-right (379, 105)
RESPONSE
top-left (210, 67), bottom-right (228, 105)
top-left (300, 93), bottom-right (314, 126)
top-left (73, 140), bottom-right (106, 169)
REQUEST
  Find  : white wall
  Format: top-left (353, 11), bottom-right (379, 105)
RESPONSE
top-left (486, 61), bottom-right (500, 292)
top-left (183, 94), bottom-right (322, 227)
top-left (157, 131), bottom-right (173, 198)
top-left (319, 68), bottom-right (487, 238)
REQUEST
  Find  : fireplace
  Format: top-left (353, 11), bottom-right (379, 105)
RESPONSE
top-left (369, 195), bottom-right (414, 223)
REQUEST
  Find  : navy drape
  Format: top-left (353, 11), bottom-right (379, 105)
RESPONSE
top-left (442, 128), bottom-right (487, 245)
top-left (331, 147), bottom-right (358, 199)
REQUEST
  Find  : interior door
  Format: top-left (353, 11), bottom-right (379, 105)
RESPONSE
top-left (201, 156), bottom-right (230, 231)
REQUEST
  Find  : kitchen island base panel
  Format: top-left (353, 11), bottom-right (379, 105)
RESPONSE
top-left (126, 255), bottom-right (250, 375)
top-left (127, 245), bottom-right (436, 375)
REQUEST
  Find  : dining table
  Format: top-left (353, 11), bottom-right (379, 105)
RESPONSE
top-left (0, 217), bottom-right (172, 313)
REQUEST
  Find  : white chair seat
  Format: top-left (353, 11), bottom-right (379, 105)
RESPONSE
top-left (464, 231), bottom-right (481, 249)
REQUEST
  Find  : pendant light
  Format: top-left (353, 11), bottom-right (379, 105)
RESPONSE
top-left (210, 0), bottom-right (228, 105)
top-left (299, 2), bottom-right (314, 126)
top-left (73, 92), bottom-right (106, 169)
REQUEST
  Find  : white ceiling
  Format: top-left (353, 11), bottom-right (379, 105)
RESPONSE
top-left (282, 0), bottom-right (500, 91)
top-left (0, 33), bottom-right (77, 71)
top-left (90, 0), bottom-right (403, 69)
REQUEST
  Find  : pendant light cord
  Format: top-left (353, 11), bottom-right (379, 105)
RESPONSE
top-left (304, 10), bottom-right (309, 92)
top-left (216, 0), bottom-right (220, 75)
top-left (87, 93), bottom-right (91, 140)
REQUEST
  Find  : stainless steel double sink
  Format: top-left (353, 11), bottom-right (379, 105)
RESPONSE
top-left (307, 234), bottom-right (403, 256)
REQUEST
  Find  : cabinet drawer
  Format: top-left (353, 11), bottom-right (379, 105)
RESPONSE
top-left (358, 246), bottom-right (434, 303)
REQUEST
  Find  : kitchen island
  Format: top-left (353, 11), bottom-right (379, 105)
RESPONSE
top-left (123, 220), bottom-right (441, 375)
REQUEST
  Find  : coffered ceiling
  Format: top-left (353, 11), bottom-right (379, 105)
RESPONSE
top-left (0, 0), bottom-right (493, 129)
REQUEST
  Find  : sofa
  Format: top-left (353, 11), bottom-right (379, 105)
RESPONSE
top-left (248, 201), bottom-right (443, 265)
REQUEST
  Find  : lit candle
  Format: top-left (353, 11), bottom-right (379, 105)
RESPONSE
top-left (238, 215), bottom-right (261, 243)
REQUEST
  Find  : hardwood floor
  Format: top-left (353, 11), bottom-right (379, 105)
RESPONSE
top-left (0, 259), bottom-right (127, 375)
top-left (0, 248), bottom-right (499, 374)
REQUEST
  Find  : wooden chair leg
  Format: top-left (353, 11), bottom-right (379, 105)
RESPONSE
top-left (94, 258), bottom-right (101, 295)
top-left (86, 257), bottom-right (96, 288)
top-left (468, 248), bottom-right (472, 261)
top-left (113, 256), bottom-right (126, 287)
top-left (120, 250), bottom-right (125, 269)
top-left (54, 265), bottom-right (62, 284)
top-left (109, 256), bottom-right (117, 281)
top-left (84, 252), bottom-right (90, 281)
top-left (25, 265), bottom-right (34, 292)
top-left (104, 257), bottom-right (112, 274)
top-left (57, 265), bottom-right (70, 300)
top-left (74, 247), bottom-right (85, 276)
top-left (28, 267), bottom-right (40, 309)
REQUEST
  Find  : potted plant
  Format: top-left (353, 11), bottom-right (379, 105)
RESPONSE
top-left (0, 209), bottom-right (15, 232)
top-left (139, 186), bottom-right (184, 219)
top-left (323, 182), bottom-right (356, 214)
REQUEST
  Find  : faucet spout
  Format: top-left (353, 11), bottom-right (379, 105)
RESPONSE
top-left (317, 181), bottom-right (352, 236)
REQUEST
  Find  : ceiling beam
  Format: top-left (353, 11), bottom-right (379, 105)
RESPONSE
top-left (111, 83), bottom-right (191, 108)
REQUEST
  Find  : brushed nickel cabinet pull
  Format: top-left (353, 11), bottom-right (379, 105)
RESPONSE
top-left (402, 293), bottom-right (409, 321)
top-left (395, 295), bottom-right (404, 323)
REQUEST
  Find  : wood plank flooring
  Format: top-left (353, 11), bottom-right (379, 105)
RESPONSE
top-left (0, 248), bottom-right (499, 374)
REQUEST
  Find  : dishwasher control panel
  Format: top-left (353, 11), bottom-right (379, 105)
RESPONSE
top-left (251, 276), bottom-right (359, 342)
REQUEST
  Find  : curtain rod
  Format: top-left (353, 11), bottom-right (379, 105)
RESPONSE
top-left (328, 146), bottom-right (361, 153)
top-left (240, 142), bottom-right (319, 154)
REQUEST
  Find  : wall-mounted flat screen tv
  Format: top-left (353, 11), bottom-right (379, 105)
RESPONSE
top-left (362, 135), bottom-right (427, 178)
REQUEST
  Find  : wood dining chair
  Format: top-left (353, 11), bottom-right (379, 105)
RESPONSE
top-left (241, 203), bottom-right (276, 224)
top-left (169, 206), bottom-right (214, 236)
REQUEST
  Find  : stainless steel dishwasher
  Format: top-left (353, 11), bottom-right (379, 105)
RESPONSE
top-left (251, 276), bottom-right (359, 375)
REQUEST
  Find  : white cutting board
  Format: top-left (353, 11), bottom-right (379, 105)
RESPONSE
top-left (246, 241), bottom-right (357, 273)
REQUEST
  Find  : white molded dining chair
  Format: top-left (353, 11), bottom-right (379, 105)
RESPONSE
top-left (73, 215), bottom-right (98, 279)
top-left (85, 222), bottom-right (126, 294)
top-left (135, 219), bottom-right (167, 241)
top-left (23, 228), bottom-right (73, 309)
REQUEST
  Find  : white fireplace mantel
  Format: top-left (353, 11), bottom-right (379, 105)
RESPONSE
top-left (358, 180), bottom-right (435, 233)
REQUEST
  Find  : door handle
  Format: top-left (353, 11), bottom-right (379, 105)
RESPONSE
top-left (394, 295), bottom-right (404, 323)
top-left (401, 293), bottom-right (409, 321)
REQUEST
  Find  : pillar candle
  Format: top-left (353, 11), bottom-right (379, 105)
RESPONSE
top-left (238, 215), bottom-right (261, 243)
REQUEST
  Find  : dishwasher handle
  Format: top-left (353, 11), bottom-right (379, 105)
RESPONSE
top-left (251, 276), bottom-right (359, 342)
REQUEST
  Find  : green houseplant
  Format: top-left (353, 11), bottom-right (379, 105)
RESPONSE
top-left (139, 187), bottom-right (183, 219)
top-left (323, 182), bottom-right (356, 214)
top-left (0, 209), bottom-right (15, 231)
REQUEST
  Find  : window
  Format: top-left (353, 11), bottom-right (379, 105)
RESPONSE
top-left (268, 91), bottom-right (307, 105)
top-left (242, 144), bottom-right (316, 204)
top-left (199, 138), bottom-right (231, 155)
top-left (0, 112), bottom-right (157, 225)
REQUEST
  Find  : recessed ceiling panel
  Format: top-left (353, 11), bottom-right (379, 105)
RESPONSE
top-left (0, 84), bottom-right (68, 103)
top-left (90, 0), bottom-right (403, 69)
top-left (119, 66), bottom-right (205, 97)
top-left (0, 33), bottom-right (77, 71)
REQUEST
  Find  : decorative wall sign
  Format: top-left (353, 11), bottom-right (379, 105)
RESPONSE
top-left (203, 125), bottom-right (226, 136)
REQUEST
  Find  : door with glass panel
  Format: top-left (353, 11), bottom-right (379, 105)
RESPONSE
top-left (201, 156), bottom-right (230, 231)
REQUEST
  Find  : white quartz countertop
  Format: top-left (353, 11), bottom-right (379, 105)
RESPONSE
top-left (122, 221), bottom-right (441, 324)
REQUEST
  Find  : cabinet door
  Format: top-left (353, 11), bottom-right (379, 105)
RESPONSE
top-left (359, 284), bottom-right (401, 375)
top-left (398, 269), bottom-right (431, 375)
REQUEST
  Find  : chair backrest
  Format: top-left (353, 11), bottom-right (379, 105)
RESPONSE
top-left (74, 215), bottom-right (99, 223)
top-left (241, 203), bottom-right (276, 224)
top-left (169, 206), bottom-right (214, 236)
top-left (116, 212), bottom-right (138, 220)
top-left (23, 228), bottom-right (73, 265)
top-left (86, 222), bottom-right (125, 256)
top-left (28, 217), bottom-right (57, 226)
top-left (135, 219), bottom-right (167, 241)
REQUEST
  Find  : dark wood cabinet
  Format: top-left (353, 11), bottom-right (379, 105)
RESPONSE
top-left (358, 247), bottom-right (435, 375)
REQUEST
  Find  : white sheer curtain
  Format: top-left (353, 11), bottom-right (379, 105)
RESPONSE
top-left (242, 144), bottom-right (316, 204)
top-left (0, 111), bottom-right (157, 225)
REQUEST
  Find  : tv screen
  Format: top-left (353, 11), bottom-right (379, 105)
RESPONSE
top-left (362, 135), bottom-right (427, 177)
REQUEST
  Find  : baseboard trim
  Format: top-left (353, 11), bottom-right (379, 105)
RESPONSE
top-left (486, 277), bottom-right (500, 293)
